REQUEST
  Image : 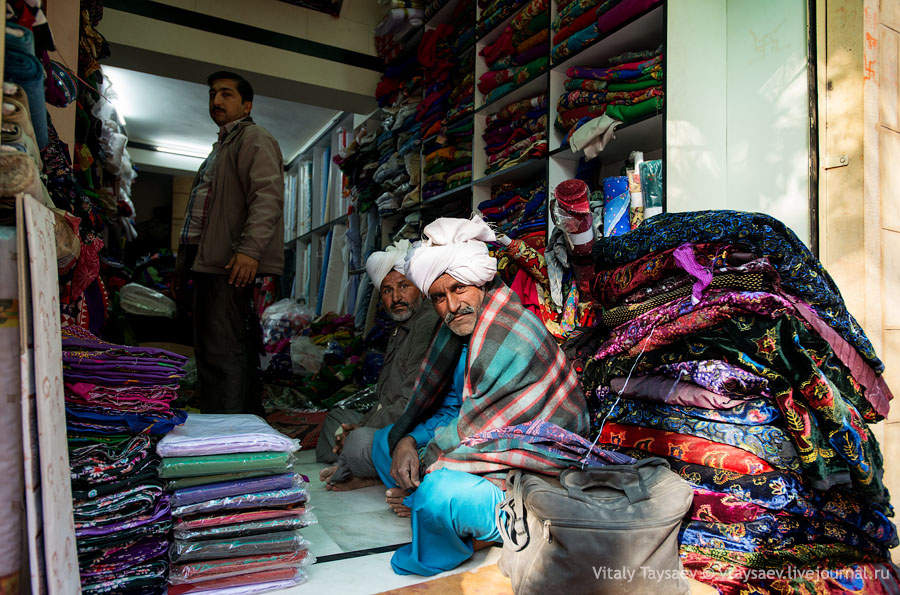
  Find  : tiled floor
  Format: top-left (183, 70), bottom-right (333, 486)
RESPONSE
top-left (272, 450), bottom-right (501, 594)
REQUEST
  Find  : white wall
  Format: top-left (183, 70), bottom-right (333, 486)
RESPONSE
top-left (667, 0), bottom-right (811, 244)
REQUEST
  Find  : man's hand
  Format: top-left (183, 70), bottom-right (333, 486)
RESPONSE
top-left (226, 253), bottom-right (259, 287)
top-left (390, 436), bottom-right (421, 490)
top-left (332, 423), bottom-right (360, 455)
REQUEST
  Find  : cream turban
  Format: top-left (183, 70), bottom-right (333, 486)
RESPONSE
top-left (406, 214), bottom-right (497, 295)
top-left (366, 239), bottom-right (413, 289)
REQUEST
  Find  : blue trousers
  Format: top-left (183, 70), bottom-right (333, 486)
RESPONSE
top-left (371, 425), bottom-right (505, 576)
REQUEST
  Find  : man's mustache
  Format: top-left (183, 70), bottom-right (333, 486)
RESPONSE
top-left (391, 301), bottom-right (409, 310)
top-left (444, 305), bottom-right (475, 325)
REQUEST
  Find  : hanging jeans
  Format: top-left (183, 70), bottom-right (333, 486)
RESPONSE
top-left (371, 425), bottom-right (505, 576)
top-left (5, 23), bottom-right (48, 148)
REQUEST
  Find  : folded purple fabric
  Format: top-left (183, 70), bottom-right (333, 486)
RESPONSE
top-left (80, 536), bottom-right (169, 579)
top-left (76, 495), bottom-right (171, 538)
top-left (172, 473), bottom-right (297, 507)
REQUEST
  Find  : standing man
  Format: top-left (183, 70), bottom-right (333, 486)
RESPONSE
top-left (177, 71), bottom-right (284, 413)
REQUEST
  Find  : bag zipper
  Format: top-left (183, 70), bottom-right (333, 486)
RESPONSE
top-left (541, 515), bottom-right (684, 543)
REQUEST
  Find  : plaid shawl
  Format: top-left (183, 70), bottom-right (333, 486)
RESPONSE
top-left (388, 279), bottom-right (588, 485)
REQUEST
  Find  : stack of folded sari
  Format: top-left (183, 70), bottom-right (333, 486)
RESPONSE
top-left (551, 0), bottom-right (661, 63)
top-left (576, 211), bottom-right (899, 593)
top-left (556, 46), bottom-right (663, 156)
top-left (158, 414), bottom-right (314, 594)
top-left (422, 118), bottom-right (473, 199)
top-left (478, 0), bottom-right (548, 105)
top-left (63, 325), bottom-right (188, 594)
top-left (483, 93), bottom-right (547, 175)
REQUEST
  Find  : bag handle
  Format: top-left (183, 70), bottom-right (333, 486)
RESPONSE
top-left (560, 458), bottom-right (668, 505)
top-left (496, 470), bottom-right (530, 552)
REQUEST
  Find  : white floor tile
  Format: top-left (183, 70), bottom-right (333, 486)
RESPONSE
top-left (317, 509), bottom-right (412, 552)
top-left (277, 547), bottom-right (502, 595)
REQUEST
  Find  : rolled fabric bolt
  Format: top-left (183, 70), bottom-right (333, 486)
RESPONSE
top-left (553, 179), bottom-right (594, 256)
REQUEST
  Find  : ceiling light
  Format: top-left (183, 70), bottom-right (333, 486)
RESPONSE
top-left (154, 145), bottom-right (210, 159)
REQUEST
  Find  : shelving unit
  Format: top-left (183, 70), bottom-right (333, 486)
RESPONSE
top-left (287, 0), bottom-right (666, 318)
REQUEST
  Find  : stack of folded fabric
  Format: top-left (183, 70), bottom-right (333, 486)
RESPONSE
top-left (375, 0), bottom-right (426, 65)
top-left (445, 44), bottom-right (476, 124)
top-left (62, 325), bottom-right (188, 594)
top-left (483, 93), bottom-right (548, 175)
top-left (422, 119), bottom-right (473, 199)
top-left (417, 24), bottom-right (457, 138)
top-left (478, 0), bottom-right (549, 105)
top-left (551, 0), bottom-right (662, 64)
top-left (477, 179), bottom-right (547, 238)
top-left (476, 0), bottom-right (527, 38)
top-left (576, 211), bottom-right (899, 593)
top-left (556, 46), bottom-right (664, 157)
top-left (158, 414), bottom-right (314, 594)
top-left (334, 127), bottom-right (381, 215)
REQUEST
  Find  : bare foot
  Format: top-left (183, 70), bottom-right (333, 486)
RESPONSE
top-left (473, 539), bottom-right (497, 551)
top-left (319, 466), bottom-right (337, 482)
top-left (326, 477), bottom-right (380, 492)
top-left (386, 487), bottom-right (412, 517)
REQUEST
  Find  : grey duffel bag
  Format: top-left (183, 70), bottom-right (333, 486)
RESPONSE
top-left (497, 457), bottom-right (693, 594)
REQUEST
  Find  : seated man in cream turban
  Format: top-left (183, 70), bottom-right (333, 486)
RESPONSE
top-left (318, 239), bottom-right (441, 490)
top-left (366, 215), bottom-right (588, 576)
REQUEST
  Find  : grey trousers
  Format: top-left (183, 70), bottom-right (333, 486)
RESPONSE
top-left (316, 407), bottom-right (365, 464)
top-left (329, 426), bottom-right (379, 484)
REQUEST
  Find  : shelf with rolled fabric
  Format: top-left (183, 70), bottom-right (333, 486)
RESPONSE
top-left (472, 157), bottom-right (548, 215)
top-left (421, 182), bottom-right (474, 207)
top-left (550, 2), bottom-right (663, 68)
top-left (475, 69), bottom-right (550, 114)
top-left (296, 214), bottom-right (349, 243)
top-left (549, 111), bottom-right (663, 163)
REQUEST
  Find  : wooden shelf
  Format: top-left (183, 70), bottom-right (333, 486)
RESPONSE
top-left (549, 112), bottom-right (663, 163)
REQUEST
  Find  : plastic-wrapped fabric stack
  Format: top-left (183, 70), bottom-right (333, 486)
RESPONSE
top-left (575, 211), bottom-right (900, 593)
top-left (482, 93), bottom-right (548, 175)
top-left (478, 0), bottom-right (549, 105)
top-left (551, 0), bottom-right (661, 63)
top-left (157, 414), bottom-right (315, 594)
top-left (62, 325), bottom-right (188, 594)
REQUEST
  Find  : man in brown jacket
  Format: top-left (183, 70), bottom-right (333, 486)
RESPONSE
top-left (177, 71), bottom-right (284, 413)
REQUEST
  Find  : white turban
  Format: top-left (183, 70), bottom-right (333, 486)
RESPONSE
top-left (407, 214), bottom-right (497, 295)
top-left (366, 239), bottom-right (412, 289)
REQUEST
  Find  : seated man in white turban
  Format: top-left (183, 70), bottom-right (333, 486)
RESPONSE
top-left (318, 240), bottom-right (441, 491)
top-left (366, 215), bottom-right (589, 576)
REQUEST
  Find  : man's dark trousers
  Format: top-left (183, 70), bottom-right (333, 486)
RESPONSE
top-left (193, 273), bottom-right (263, 414)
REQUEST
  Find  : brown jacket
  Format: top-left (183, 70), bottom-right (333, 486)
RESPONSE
top-left (192, 118), bottom-right (285, 275)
